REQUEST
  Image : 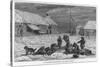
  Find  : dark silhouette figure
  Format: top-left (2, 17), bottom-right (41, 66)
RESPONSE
top-left (57, 36), bottom-right (62, 48)
top-left (73, 43), bottom-right (80, 54)
top-left (77, 37), bottom-right (85, 49)
top-left (47, 25), bottom-right (52, 34)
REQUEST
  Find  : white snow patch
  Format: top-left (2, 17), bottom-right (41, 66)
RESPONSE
top-left (15, 56), bottom-right (32, 62)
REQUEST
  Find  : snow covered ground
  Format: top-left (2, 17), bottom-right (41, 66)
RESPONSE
top-left (14, 34), bottom-right (96, 62)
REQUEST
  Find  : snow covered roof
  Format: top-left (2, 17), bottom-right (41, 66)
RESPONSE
top-left (15, 11), bottom-right (23, 23)
top-left (84, 21), bottom-right (96, 30)
top-left (15, 9), bottom-right (49, 25)
top-left (44, 16), bottom-right (57, 25)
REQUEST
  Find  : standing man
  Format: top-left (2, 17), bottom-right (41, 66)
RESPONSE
top-left (77, 37), bottom-right (85, 49)
top-left (63, 35), bottom-right (71, 53)
top-left (20, 27), bottom-right (23, 37)
top-left (73, 42), bottom-right (80, 54)
top-left (57, 36), bottom-right (62, 48)
top-left (48, 24), bottom-right (52, 34)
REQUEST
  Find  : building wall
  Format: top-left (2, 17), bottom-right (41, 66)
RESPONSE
top-left (84, 29), bottom-right (96, 36)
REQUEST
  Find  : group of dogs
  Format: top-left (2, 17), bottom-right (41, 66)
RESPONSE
top-left (24, 43), bottom-right (60, 56)
top-left (24, 35), bottom-right (93, 58)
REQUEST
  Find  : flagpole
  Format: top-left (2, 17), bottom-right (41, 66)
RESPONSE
top-left (69, 7), bottom-right (72, 35)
